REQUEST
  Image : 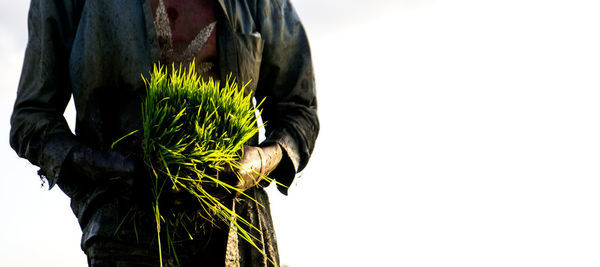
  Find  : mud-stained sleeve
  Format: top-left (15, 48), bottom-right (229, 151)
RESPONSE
top-left (10, 0), bottom-right (80, 188)
top-left (255, 0), bottom-right (319, 195)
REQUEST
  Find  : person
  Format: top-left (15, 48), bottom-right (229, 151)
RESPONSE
top-left (10, 0), bottom-right (319, 266)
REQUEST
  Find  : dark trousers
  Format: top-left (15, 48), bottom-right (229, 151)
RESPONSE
top-left (85, 229), bottom-right (229, 267)
top-left (79, 187), bottom-right (277, 267)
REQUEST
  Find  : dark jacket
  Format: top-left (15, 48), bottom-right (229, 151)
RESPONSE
top-left (10, 0), bottom-right (318, 265)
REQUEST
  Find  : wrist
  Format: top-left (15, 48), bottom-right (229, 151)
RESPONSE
top-left (255, 146), bottom-right (266, 177)
top-left (259, 143), bottom-right (283, 175)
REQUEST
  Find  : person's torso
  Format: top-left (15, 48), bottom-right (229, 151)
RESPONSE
top-left (67, 0), bottom-right (264, 151)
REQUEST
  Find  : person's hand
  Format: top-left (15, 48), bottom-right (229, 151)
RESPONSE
top-left (65, 145), bottom-right (136, 188)
top-left (167, 144), bottom-right (284, 206)
top-left (221, 144), bottom-right (284, 196)
top-left (225, 145), bottom-right (265, 192)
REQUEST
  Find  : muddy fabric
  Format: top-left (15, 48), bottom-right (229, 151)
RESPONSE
top-left (10, 0), bottom-right (318, 266)
top-left (85, 229), bottom-right (227, 267)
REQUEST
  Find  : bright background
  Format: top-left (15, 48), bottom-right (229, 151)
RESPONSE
top-left (2, 0), bottom-right (600, 266)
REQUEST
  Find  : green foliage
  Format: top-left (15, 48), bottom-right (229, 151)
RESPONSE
top-left (140, 62), bottom-right (273, 266)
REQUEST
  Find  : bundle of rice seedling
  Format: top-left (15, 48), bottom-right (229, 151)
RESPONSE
top-left (139, 62), bottom-right (272, 266)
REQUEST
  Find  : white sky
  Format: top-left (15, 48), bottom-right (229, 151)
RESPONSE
top-left (2, 0), bottom-right (600, 266)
